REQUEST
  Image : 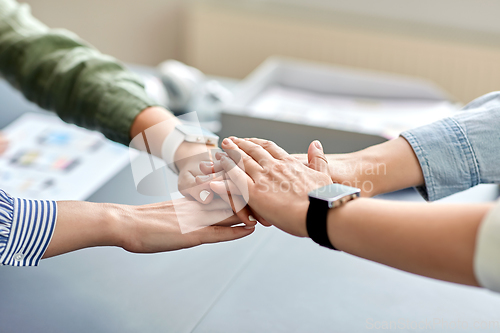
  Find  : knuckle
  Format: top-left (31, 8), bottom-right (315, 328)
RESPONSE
top-left (273, 162), bottom-right (287, 173)
top-left (248, 145), bottom-right (263, 154)
top-left (315, 155), bottom-right (329, 164)
top-left (241, 154), bottom-right (253, 163)
top-left (261, 140), bottom-right (274, 148)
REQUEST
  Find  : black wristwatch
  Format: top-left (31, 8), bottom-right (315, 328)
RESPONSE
top-left (306, 184), bottom-right (361, 250)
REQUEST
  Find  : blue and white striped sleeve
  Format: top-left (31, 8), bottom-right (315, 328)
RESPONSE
top-left (0, 189), bottom-right (57, 266)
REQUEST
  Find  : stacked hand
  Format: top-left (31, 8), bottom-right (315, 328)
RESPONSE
top-left (175, 149), bottom-right (259, 228)
top-left (197, 137), bottom-right (332, 237)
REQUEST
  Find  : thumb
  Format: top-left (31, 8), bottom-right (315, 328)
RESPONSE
top-left (178, 171), bottom-right (214, 204)
top-left (308, 140), bottom-right (328, 173)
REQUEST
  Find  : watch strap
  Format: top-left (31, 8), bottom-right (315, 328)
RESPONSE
top-left (161, 127), bottom-right (185, 174)
top-left (306, 197), bottom-right (337, 250)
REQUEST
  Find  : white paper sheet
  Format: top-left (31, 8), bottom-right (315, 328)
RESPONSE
top-left (248, 86), bottom-right (458, 139)
top-left (0, 113), bottom-right (136, 201)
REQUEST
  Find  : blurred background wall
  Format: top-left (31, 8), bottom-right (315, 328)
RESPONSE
top-left (24, 0), bottom-right (500, 103)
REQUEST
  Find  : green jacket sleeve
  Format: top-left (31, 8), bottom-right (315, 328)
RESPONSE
top-left (0, 0), bottom-right (158, 145)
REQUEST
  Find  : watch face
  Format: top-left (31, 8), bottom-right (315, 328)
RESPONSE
top-left (309, 184), bottom-right (360, 202)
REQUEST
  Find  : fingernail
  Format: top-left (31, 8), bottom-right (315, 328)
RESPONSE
top-left (215, 152), bottom-right (227, 160)
top-left (196, 175), bottom-right (211, 182)
top-left (248, 215), bottom-right (257, 222)
top-left (222, 138), bottom-right (231, 146)
top-left (314, 140), bottom-right (322, 150)
top-left (200, 190), bottom-right (210, 202)
top-left (211, 180), bottom-right (224, 186)
top-left (244, 225), bottom-right (255, 230)
top-left (201, 161), bottom-right (213, 167)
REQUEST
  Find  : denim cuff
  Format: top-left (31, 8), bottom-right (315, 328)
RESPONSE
top-left (401, 117), bottom-right (480, 201)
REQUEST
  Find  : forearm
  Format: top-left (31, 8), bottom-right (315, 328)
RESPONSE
top-left (43, 198), bottom-right (253, 259)
top-left (327, 198), bottom-right (494, 286)
top-left (325, 137), bottom-right (424, 196)
top-left (42, 201), bottom-right (119, 259)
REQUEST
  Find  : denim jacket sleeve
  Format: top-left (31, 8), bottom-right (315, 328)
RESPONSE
top-left (401, 91), bottom-right (500, 202)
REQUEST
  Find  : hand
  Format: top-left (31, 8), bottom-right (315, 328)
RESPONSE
top-left (212, 137), bottom-right (332, 237)
top-left (176, 148), bottom-right (218, 204)
top-left (176, 148), bottom-right (258, 227)
top-left (197, 152), bottom-right (272, 227)
top-left (129, 107), bottom-right (220, 204)
top-left (44, 198), bottom-right (255, 259)
top-left (117, 197), bottom-right (255, 253)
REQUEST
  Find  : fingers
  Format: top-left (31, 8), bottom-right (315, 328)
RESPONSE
top-left (211, 183), bottom-right (258, 228)
top-left (233, 203), bottom-right (257, 227)
top-left (199, 160), bottom-right (224, 175)
top-left (199, 198), bottom-right (235, 211)
top-left (244, 138), bottom-right (289, 159)
top-left (225, 138), bottom-right (275, 166)
top-left (248, 209), bottom-right (272, 227)
top-left (178, 170), bottom-right (214, 204)
top-left (195, 171), bottom-right (225, 186)
top-left (210, 180), bottom-right (242, 196)
top-left (172, 197), bottom-right (254, 232)
top-left (195, 225), bottom-right (255, 244)
top-left (176, 206), bottom-right (234, 234)
top-left (213, 213), bottom-right (243, 227)
top-left (221, 138), bottom-right (262, 181)
top-left (199, 161), bottom-right (214, 174)
top-left (307, 140), bottom-right (329, 174)
top-left (214, 188), bottom-right (255, 227)
top-left (220, 154), bottom-right (254, 191)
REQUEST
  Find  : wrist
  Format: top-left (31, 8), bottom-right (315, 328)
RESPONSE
top-left (355, 137), bottom-right (424, 195)
top-left (327, 137), bottom-right (423, 197)
top-left (348, 149), bottom-right (386, 197)
top-left (174, 142), bottom-right (216, 172)
top-left (325, 197), bottom-right (366, 252)
top-left (95, 203), bottom-right (125, 248)
top-left (327, 151), bottom-right (382, 197)
top-left (130, 106), bottom-right (179, 157)
top-left (298, 200), bottom-right (311, 238)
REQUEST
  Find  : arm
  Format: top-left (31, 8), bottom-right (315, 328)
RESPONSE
top-left (0, 0), bottom-right (220, 204)
top-left (44, 198), bottom-right (254, 259)
top-left (0, 189), bottom-right (254, 266)
top-left (0, 0), bottom-right (156, 145)
top-left (319, 136), bottom-right (424, 197)
top-left (314, 92), bottom-right (500, 200)
top-left (215, 137), bottom-right (499, 290)
top-left (327, 198), bottom-right (492, 286)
